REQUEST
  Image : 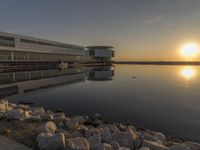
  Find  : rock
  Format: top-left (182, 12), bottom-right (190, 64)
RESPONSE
top-left (143, 140), bottom-right (169, 150)
top-left (94, 143), bottom-right (113, 150)
top-left (45, 114), bottom-right (54, 121)
top-left (117, 147), bottom-right (131, 150)
top-left (184, 141), bottom-right (200, 150)
top-left (139, 147), bottom-right (150, 150)
top-left (100, 127), bottom-right (112, 143)
top-left (139, 131), bottom-right (157, 141)
top-left (169, 144), bottom-right (190, 150)
top-left (126, 126), bottom-right (138, 140)
top-left (87, 134), bottom-right (101, 149)
top-left (66, 137), bottom-right (90, 150)
top-left (54, 113), bottom-right (66, 122)
top-left (65, 118), bottom-right (79, 129)
top-left (111, 141), bottom-right (120, 150)
top-left (0, 100), bottom-right (9, 113)
top-left (93, 113), bottom-right (102, 120)
top-left (18, 104), bottom-right (30, 110)
top-left (169, 142), bottom-right (200, 150)
top-left (85, 128), bottom-right (100, 138)
top-left (112, 131), bottom-right (135, 149)
top-left (31, 107), bottom-right (45, 116)
top-left (71, 131), bottom-right (83, 138)
top-left (0, 112), bottom-right (4, 119)
top-left (73, 116), bottom-right (86, 124)
top-left (37, 133), bottom-right (65, 150)
top-left (154, 132), bottom-right (166, 144)
top-left (40, 121), bottom-right (57, 134)
top-left (5, 109), bottom-right (30, 120)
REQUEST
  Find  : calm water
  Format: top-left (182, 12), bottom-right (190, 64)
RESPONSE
top-left (1, 65), bottom-right (200, 142)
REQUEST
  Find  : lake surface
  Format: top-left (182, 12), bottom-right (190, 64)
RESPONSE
top-left (1, 65), bottom-right (200, 142)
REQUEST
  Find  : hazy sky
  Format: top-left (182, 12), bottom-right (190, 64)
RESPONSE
top-left (1, 0), bottom-right (200, 61)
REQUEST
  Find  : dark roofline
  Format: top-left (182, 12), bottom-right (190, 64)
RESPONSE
top-left (86, 46), bottom-right (114, 49)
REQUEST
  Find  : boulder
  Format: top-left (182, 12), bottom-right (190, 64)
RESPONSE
top-left (65, 118), bottom-right (79, 129)
top-left (100, 127), bottom-right (112, 143)
top-left (85, 128), bottom-right (100, 138)
top-left (169, 144), bottom-right (190, 150)
top-left (31, 107), bottom-right (45, 116)
top-left (112, 131), bottom-right (135, 149)
top-left (0, 100), bottom-right (9, 113)
top-left (66, 137), bottom-right (90, 150)
top-left (143, 140), bottom-right (169, 150)
top-left (154, 132), bottom-right (166, 144)
top-left (54, 113), bottom-right (66, 122)
top-left (117, 147), bottom-right (131, 150)
top-left (40, 121), bottom-right (57, 134)
top-left (94, 143), bottom-right (113, 150)
top-left (139, 147), bottom-right (150, 150)
top-left (73, 116), bottom-right (86, 124)
top-left (184, 141), bottom-right (200, 150)
top-left (37, 133), bottom-right (65, 150)
top-left (111, 141), bottom-right (120, 150)
top-left (5, 109), bottom-right (30, 120)
top-left (87, 134), bottom-right (101, 149)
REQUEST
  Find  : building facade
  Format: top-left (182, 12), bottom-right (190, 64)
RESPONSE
top-left (0, 32), bottom-right (114, 66)
top-left (0, 32), bottom-right (85, 66)
top-left (85, 46), bottom-right (114, 63)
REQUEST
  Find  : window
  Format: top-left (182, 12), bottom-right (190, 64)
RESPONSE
top-left (0, 36), bottom-right (15, 47)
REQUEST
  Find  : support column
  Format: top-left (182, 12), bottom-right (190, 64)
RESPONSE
top-left (11, 51), bottom-right (14, 61)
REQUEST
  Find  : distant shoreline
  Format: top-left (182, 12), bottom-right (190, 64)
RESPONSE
top-left (114, 61), bottom-right (200, 65)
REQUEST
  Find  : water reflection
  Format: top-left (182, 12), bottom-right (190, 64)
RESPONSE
top-left (87, 66), bottom-right (114, 81)
top-left (0, 66), bottom-right (114, 99)
top-left (180, 66), bottom-right (197, 79)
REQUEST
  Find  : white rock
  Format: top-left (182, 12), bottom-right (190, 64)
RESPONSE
top-left (0, 100), bottom-right (9, 113)
top-left (154, 132), bottom-right (166, 144)
top-left (65, 119), bottom-right (79, 129)
top-left (143, 140), bottom-right (169, 150)
top-left (31, 107), bottom-right (45, 116)
top-left (5, 109), bottom-right (30, 120)
top-left (139, 147), bottom-right (150, 150)
top-left (66, 137), bottom-right (90, 150)
top-left (100, 127), bottom-right (112, 143)
top-left (184, 141), bottom-right (200, 150)
top-left (111, 141), bottom-right (120, 150)
top-left (54, 113), bottom-right (66, 122)
top-left (169, 144), bottom-right (190, 150)
top-left (94, 143), bottom-right (113, 150)
top-left (88, 134), bottom-right (101, 149)
top-left (85, 128), bottom-right (100, 138)
top-left (40, 121), bottom-right (57, 134)
top-left (37, 133), bottom-right (65, 150)
top-left (117, 147), bottom-right (131, 150)
top-left (112, 131), bottom-right (134, 149)
top-left (73, 116), bottom-right (86, 124)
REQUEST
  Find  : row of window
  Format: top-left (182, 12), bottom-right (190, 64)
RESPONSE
top-left (20, 39), bottom-right (82, 50)
top-left (0, 50), bottom-right (84, 61)
top-left (0, 36), bottom-right (15, 47)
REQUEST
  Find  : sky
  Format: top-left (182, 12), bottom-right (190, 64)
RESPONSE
top-left (1, 0), bottom-right (200, 61)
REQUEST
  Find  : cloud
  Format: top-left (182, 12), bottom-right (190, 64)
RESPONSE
top-left (146, 15), bottom-right (165, 24)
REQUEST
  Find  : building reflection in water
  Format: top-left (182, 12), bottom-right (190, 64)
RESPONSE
top-left (86, 66), bottom-right (114, 81)
top-left (0, 66), bottom-right (115, 99)
top-left (180, 66), bottom-right (197, 79)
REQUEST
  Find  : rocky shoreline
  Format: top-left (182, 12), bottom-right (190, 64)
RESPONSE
top-left (0, 99), bottom-right (199, 150)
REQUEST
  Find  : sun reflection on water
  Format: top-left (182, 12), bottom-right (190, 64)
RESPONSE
top-left (181, 67), bottom-right (197, 79)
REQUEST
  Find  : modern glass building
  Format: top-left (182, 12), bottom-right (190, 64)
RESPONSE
top-left (0, 32), bottom-right (85, 66)
top-left (0, 32), bottom-right (115, 67)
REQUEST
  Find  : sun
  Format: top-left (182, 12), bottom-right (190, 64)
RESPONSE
top-left (180, 42), bottom-right (200, 59)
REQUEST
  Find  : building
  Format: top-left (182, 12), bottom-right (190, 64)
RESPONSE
top-left (0, 32), bottom-right (114, 67)
top-left (0, 32), bottom-right (85, 67)
top-left (85, 46), bottom-right (114, 64)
